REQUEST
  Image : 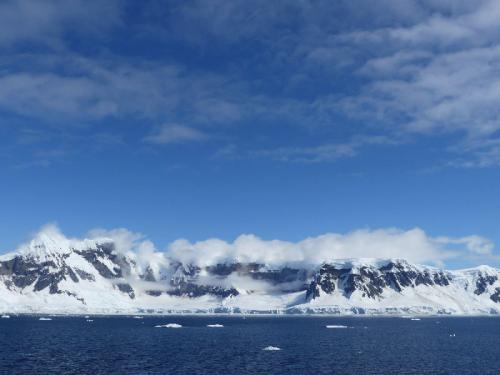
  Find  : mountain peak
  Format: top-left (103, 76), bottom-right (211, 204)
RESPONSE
top-left (16, 224), bottom-right (109, 260)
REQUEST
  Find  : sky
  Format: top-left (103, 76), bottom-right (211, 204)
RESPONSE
top-left (1, 0), bottom-right (499, 268)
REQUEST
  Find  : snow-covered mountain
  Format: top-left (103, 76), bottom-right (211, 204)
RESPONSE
top-left (1, 231), bottom-right (499, 315)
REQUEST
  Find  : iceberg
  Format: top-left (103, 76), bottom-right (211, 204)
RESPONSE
top-left (263, 346), bottom-right (281, 351)
top-left (155, 323), bottom-right (182, 328)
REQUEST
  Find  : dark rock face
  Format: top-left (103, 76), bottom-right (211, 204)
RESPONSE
top-left (206, 263), bottom-right (257, 276)
top-left (0, 257), bottom-right (49, 289)
top-left (433, 272), bottom-right (451, 286)
top-left (307, 261), bottom-right (454, 301)
top-left (142, 267), bottom-right (156, 282)
top-left (0, 255), bottom-right (80, 295)
top-left (169, 262), bottom-right (311, 298)
top-left (74, 243), bottom-right (125, 279)
top-left (167, 263), bottom-right (239, 298)
top-left (490, 288), bottom-right (500, 303)
top-left (251, 267), bottom-right (310, 292)
top-left (116, 283), bottom-right (135, 299)
top-left (145, 290), bottom-right (163, 296)
top-left (167, 279), bottom-right (239, 298)
top-left (0, 242), bottom-right (139, 305)
top-left (306, 265), bottom-right (348, 300)
top-left (475, 274), bottom-right (498, 295)
top-left (207, 263), bottom-right (309, 286)
top-left (346, 269), bottom-right (384, 298)
top-left (74, 268), bottom-right (95, 281)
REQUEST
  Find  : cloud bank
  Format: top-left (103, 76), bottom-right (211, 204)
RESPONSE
top-left (14, 224), bottom-right (496, 269)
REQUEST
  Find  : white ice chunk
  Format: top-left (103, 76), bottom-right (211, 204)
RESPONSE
top-left (263, 346), bottom-right (281, 351)
top-left (155, 323), bottom-right (182, 328)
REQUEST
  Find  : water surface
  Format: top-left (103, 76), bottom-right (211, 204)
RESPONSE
top-left (0, 316), bottom-right (498, 374)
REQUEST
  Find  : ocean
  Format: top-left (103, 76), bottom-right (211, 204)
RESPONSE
top-left (0, 315), bottom-right (498, 374)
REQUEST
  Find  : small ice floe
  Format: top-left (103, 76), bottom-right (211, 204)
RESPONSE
top-left (411, 318), bottom-right (421, 321)
top-left (326, 325), bottom-right (349, 329)
top-left (133, 316), bottom-right (143, 319)
top-left (39, 317), bottom-right (52, 321)
top-left (1, 315), bottom-right (10, 319)
top-left (86, 319), bottom-right (94, 322)
top-left (207, 324), bottom-right (224, 328)
top-left (262, 346), bottom-right (281, 351)
top-left (155, 323), bottom-right (182, 328)
top-left (449, 333), bottom-right (456, 337)
top-left (84, 315), bottom-right (90, 319)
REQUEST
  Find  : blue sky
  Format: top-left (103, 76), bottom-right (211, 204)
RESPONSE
top-left (1, 0), bottom-right (499, 267)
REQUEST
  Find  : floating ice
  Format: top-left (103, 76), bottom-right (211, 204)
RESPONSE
top-left (411, 318), bottom-right (421, 321)
top-left (133, 316), bottom-right (143, 319)
top-left (39, 317), bottom-right (52, 321)
top-left (450, 333), bottom-right (456, 337)
top-left (1, 315), bottom-right (10, 319)
top-left (87, 319), bottom-right (94, 322)
top-left (263, 346), bottom-right (281, 351)
top-left (207, 324), bottom-right (224, 328)
top-left (326, 325), bottom-right (349, 329)
top-left (155, 323), bottom-right (182, 328)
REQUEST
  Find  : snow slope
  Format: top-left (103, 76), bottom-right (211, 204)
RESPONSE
top-left (0, 232), bottom-right (499, 315)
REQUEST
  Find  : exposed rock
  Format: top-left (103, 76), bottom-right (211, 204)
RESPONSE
top-left (475, 274), bottom-right (498, 295)
top-left (116, 283), bottom-right (135, 299)
top-left (490, 288), bottom-right (500, 303)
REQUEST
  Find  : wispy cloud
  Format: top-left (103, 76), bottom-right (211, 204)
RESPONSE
top-left (215, 135), bottom-right (396, 163)
top-left (3, 0), bottom-right (500, 168)
top-left (0, 0), bottom-right (121, 47)
top-left (252, 136), bottom-right (395, 163)
top-left (144, 124), bottom-right (207, 145)
top-left (328, 0), bottom-right (500, 167)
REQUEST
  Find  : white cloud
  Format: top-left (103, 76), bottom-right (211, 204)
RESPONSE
top-left (250, 135), bottom-right (394, 163)
top-left (87, 227), bottom-right (148, 254)
top-left (144, 124), bottom-right (207, 145)
top-left (167, 228), bottom-right (494, 268)
top-left (0, 0), bottom-right (121, 46)
top-left (4, 0), bottom-right (500, 168)
top-left (331, 0), bottom-right (500, 166)
top-left (12, 224), bottom-right (496, 269)
top-left (436, 235), bottom-right (494, 256)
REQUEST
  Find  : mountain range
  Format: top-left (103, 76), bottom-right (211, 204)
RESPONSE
top-left (1, 230), bottom-right (499, 315)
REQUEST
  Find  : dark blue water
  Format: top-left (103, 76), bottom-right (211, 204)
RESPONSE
top-left (0, 316), bottom-right (498, 374)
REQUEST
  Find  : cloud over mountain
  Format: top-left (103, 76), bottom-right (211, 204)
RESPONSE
top-left (13, 224), bottom-right (495, 269)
